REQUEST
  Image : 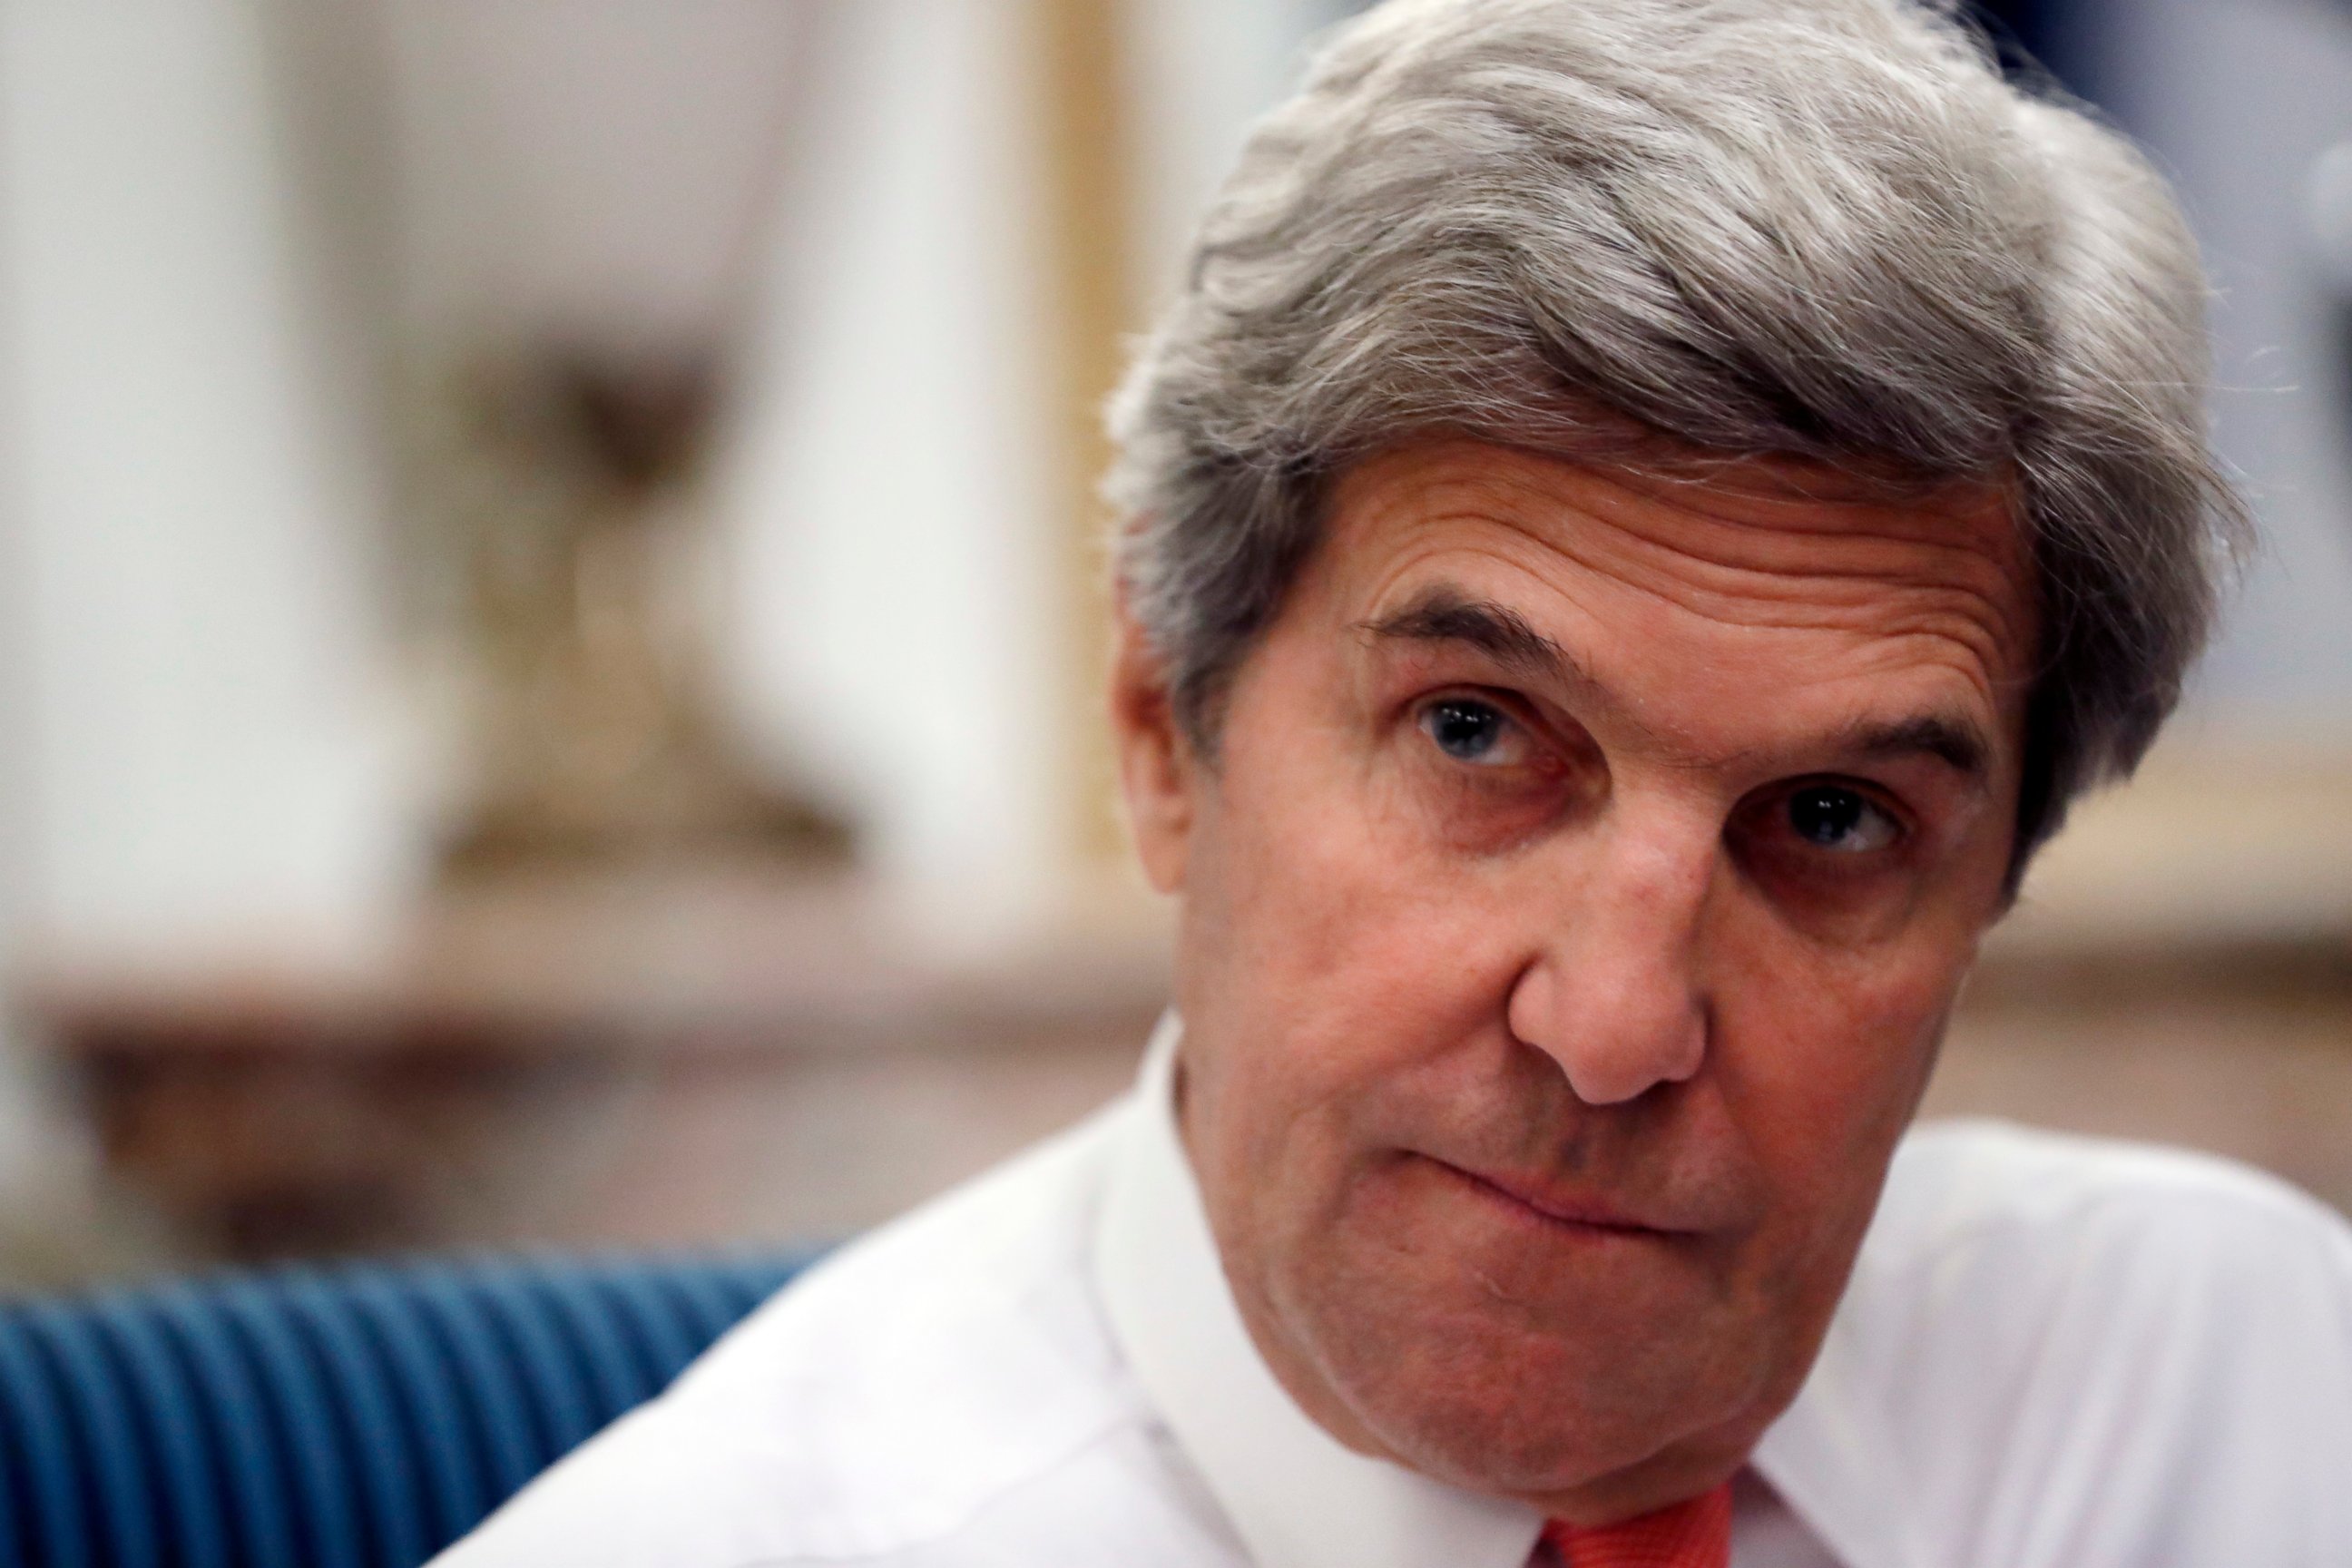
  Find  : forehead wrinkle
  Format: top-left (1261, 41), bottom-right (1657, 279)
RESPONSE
top-left (1343, 466), bottom-right (2034, 706)
top-left (1433, 436), bottom-right (2024, 552)
top-left (1402, 505), bottom-right (2025, 717)
top-left (1491, 500), bottom-right (2024, 659)
top-left (1592, 459), bottom-right (2019, 549)
top-left (1335, 506), bottom-right (2015, 696)
top-left (1337, 446), bottom-right (2033, 657)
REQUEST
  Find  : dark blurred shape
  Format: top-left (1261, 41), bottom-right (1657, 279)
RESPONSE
top-left (0, 1250), bottom-right (810, 1567)
top-left (419, 343), bottom-right (850, 874)
top-left (1325, 1), bottom-right (2088, 96)
top-left (2316, 142), bottom-right (2352, 530)
top-left (1967, 0), bottom-right (2085, 97)
top-left (542, 348), bottom-right (716, 501)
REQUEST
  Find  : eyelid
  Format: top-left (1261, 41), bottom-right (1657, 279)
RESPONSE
top-left (1419, 684), bottom-right (1561, 739)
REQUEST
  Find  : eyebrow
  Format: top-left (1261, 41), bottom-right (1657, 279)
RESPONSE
top-left (1363, 584), bottom-right (1995, 788)
top-left (1829, 713), bottom-right (1993, 785)
top-left (1360, 588), bottom-right (1578, 686)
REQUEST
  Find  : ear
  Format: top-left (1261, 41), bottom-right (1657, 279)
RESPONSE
top-left (1108, 599), bottom-right (1200, 896)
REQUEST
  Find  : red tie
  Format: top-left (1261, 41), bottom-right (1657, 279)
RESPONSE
top-left (1539, 1483), bottom-right (1733, 1568)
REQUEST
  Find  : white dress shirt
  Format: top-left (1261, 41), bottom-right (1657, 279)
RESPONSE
top-left (436, 1020), bottom-right (2352, 1567)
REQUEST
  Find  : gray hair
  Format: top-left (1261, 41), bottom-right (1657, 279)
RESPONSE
top-left (1105, 0), bottom-right (2245, 870)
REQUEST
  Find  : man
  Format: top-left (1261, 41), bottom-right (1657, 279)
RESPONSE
top-left (438, 1), bottom-right (2352, 1563)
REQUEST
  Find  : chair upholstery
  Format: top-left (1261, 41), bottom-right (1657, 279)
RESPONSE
top-left (0, 1250), bottom-right (818, 1568)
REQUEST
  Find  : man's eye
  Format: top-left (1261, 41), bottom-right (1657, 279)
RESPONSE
top-left (1786, 785), bottom-right (1901, 854)
top-left (1419, 698), bottom-right (1528, 766)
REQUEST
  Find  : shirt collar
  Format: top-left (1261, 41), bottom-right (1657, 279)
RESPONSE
top-left (1093, 1014), bottom-right (1546, 1568)
top-left (1746, 1221), bottom-right (1931, 1568)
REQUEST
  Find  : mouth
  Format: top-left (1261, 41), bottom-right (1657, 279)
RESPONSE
top-left (1426, 1156), bottom-right (1689, 1241)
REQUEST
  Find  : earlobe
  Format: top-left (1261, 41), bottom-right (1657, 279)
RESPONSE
top-left (1107, 605), bottom-right (1196, 896)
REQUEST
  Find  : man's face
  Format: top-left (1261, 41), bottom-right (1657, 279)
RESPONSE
top-left (1112, 439), bottom-right (2034, 1524)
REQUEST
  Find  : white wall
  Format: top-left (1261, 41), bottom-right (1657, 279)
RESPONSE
top-left (1122, 0), bottom-right (1342, 313)
top-left (0, 0), bottom-right (420, 966)
top-left (380, 0), bottom-right (806, 355)
top-left (2073, 0), bottom-right (2352, 736)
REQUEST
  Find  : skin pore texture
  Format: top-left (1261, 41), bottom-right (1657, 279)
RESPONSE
top-left (1110, 439), bottom-right (2037, 1527)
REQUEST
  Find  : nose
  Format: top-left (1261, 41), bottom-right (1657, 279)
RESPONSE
top-left (1505, 807), bottom-right (1714, 1106)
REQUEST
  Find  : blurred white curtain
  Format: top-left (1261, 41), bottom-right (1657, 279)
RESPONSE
top-left (708, 0), bottom-right (1339, 934)
top-left (708, 0), bottom-right (1064, 928)
top-left (0, 0), bottom-right (421, 965)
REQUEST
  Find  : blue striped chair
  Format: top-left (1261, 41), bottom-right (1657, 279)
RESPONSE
top-left (0, 1251), bottom-right (819, 1568)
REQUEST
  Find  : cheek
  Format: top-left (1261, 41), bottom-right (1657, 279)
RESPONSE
top-left (1711, 928), bottom-right (1956, 1254)
top-left (1176, 724), bottom-right (1530, 1201)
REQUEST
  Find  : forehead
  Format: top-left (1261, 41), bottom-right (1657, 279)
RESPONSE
top-left (1302, 440), bottom-right (2037, 755)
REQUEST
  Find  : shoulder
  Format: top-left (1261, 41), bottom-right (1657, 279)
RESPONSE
top-left (1859, 1116), bottom-right (2352, 1319)
top-left (1815, 1120), bottom-right (2352, 1563)
top-left (433, 1102), bottom-right (1220, 1568)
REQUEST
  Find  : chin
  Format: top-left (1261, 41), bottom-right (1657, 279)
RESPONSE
top-left (1276, 1244), bottom-right (1776, 1500)
top-left (1353, 1327), bottom-right (1731, 1494)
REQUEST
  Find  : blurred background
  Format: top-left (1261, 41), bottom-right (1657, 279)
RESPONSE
top-left (0, 0), bottom-right (2345, 1289)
